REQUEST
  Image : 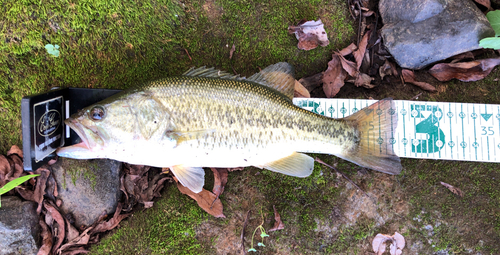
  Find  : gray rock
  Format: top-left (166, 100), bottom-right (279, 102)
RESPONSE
top-left (50, 158), bottom-right (122, 228)
top-left (379, 0), bottom-right (495, 69)
top-left (0, 196), bottom-right (41, 255)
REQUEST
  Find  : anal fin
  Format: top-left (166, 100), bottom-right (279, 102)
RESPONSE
top-left (259, 152), bottom-right (314, 177)
top-left (169, 165), bottom-right (205, 193)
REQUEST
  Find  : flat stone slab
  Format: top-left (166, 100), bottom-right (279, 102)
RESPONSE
top-left (379, 0), bottom-right (495, 69)
top-left (51, 158), bottom-right (122, 228)
top-left (0, 196), bottom-right (41, 255)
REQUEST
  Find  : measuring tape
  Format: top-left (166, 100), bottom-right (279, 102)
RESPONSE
top-left (293, 98), bottom-right (500, 163)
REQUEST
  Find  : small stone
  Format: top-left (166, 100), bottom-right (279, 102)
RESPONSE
top-left (0, 196), bottom-right (41, 255)
top-left (379, 0), bottom-right (495, 69)
top-left (50, 158), bottom-right (122, 228)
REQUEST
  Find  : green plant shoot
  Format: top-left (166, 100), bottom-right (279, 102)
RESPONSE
top-left (0, 174), bottom-right (39, 207)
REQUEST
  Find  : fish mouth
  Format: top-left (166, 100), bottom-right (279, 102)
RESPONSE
top-left (56, 118), bottom-right (99, 158)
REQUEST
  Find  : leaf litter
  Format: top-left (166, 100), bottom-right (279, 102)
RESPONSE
top-left (0, 146), bottom-right (168, 254)
top-left (372, 232), bottom-right (405, 255)
top-left (288, 19), bottom-right (329, 51)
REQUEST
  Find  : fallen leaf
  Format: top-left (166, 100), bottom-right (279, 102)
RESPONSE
top-left (474, 0), bottom-right (492, 10)
top-left (7, 145), bottom-right (23, 158)
top-left (34, 168), bottom-right (51, 214)
top-left (372, 232), bottom-right (405, 255)
top-left (354, 30), bottom-right (372, 70)
top-left (288, 19), bottom-right (329, 50)
top-left (175, 179), bottom-right (225, 218)
top-left (211, 168), bottom-right (228, 198)
top-left (450, 52), bottom-right (475, 63)
top-left (402, 69), bottom-right (437, 92)
top-left (379, 59), bottom-right (398, 80)
top-left (294, 80), bottom-right (311, 98)
top-left (353, 73), bottom-right (375, 88)
top-left (268, 205), bottom-right (285, 232)
top-left (322, 55), bottom-right (347, 98)
top-left (229, 44), bottom-right (236, 59)
top-left (440, 181), bottom-right (464, 197)
top-left (58, 227), bottom-right (93, 254)
top-left (90, 203), bottom-right (131, 234)
top-left (0, 155), bottom-right (9, 187)
top-left (339, 43), bottom-right (357, 56)
top-left (37, 219), bottom-right (53, 255)
top-left (44, 201), bottom-right (66, 254)
top-left (429, 58), bottom-right (500, 82)
top-left (298, 73), bottom-right (323, 92)
top-left (335, 52), bottom-right (358, 76)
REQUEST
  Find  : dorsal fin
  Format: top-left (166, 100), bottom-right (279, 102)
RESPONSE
top-left (247, 62), bottom-right (295, 100)
top-left (183, 66), bottom-right (244, 80)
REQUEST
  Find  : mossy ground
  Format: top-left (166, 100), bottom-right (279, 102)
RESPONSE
top-left (1, 0), bottom-right (499, 254)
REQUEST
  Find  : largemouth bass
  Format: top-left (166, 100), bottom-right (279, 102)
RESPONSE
top-left (56, 63), bottom-right (401, 193)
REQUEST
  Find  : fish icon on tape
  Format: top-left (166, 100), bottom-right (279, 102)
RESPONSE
top-left (411, 104), bottom-right (445, 154)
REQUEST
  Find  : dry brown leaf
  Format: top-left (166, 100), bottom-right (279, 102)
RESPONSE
top-left (34, 168), bottom-right (51, 213)
top-left (474, 0), bottom-right (492, 10)
top-left (288, 19), bottom-right (329, 50)
top-left (402, 69), bottom-right (437, 92)
top-left (322, 55), bottom-right (347, 98)
top-left (298, 73), bottom-right (323, 92)
top-left (58, 227), bottom-right (93, 254)
top-left (335, 52), bottom-right (358, 76)
top-left (429, 58), bottom-right (500, 82)
top-left (90, 203), bottom-right (131, 234)
top-left (353, 73), bottom-right (375, 88)
top-left (363, 10), bottom-right (375, 16)
top-left (211, 168), bottom-right (228, 198)
top-left (229, 44), bottom-right (236, 59)
top-left (354, 30), bottom-right (371, 71)
top-left (44, 201), bottom-right (66, 254)
top-left (37, 219), bottom-right (53, 255)
top-left (440, 181), bottom-right (464, 197)
top-left (450, 52), bottom-right (475, 63)
top-left (176, 180), bottom-right (225, 218)
top-left (339, 43), bottom-right (357, 56)
top-left (0, 155), bottom-right (9, 187)
top-left (7, 145), bottom-right (23, 158)
top-left (294, 80), bottom-right (311, 98)
top-left (268, 205), bottom-right (285, 232)
top-left (372, 232), bottom-right (405, 255)
top-left (379, 59), bottom-right (398, 80)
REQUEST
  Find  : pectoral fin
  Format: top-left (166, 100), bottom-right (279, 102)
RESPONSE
top-left (169, 165), bottom-right (205, 193)
top-left (260, 152), bottom-right (314, 177)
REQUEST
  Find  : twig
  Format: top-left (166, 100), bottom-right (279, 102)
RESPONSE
top-left (184, 48), bottom-right (192, 61)
top-left (241, 210), bottom-right (251, 255)
top-left (410, 92), bottom-right (423, 100)
top-left (315, 157), bottom-right (368, 196)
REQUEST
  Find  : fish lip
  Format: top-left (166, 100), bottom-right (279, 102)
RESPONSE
top-left (66, 118), bottom-right (90, 148)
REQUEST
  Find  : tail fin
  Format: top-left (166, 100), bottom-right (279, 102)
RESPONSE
top-left (339, 98), bottom-right (402, 174)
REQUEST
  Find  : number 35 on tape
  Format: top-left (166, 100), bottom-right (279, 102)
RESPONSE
top-left (293, 98), bottom-right (500, 163)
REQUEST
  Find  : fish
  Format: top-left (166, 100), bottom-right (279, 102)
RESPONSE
top-left (56, 62), bottom-right (402, 193)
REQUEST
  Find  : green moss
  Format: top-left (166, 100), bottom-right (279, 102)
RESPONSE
top-left (90, 183), bottom-right (215, 254)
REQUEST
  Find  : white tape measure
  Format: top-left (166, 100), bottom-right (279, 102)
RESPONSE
top-left (294, 98), bottom-right (500, 163)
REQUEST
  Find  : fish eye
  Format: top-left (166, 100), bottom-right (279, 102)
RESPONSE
top-left (90, 106), bottom-right (106, 121)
